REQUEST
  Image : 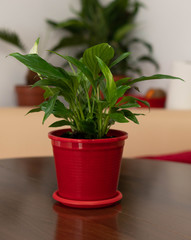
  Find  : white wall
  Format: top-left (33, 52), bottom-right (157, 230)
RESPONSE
top-left (135, 0), bottom-right (191, 94)
top-left (0, 0), bottom-right (191, 106)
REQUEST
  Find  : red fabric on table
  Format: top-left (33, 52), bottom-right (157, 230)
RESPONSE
top-left (142, 151), bottom-right (191, 164)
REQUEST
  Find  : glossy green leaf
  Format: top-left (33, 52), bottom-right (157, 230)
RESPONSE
top-left (110, 52), bottom-right (130, 69)
top-left (42, 94), bottom-right (58, 124)
top-left (129, 74), bottom-right (184, 86)
top-left (32, 78), bottom-right (75, 104)
top-left (96, 56), bottom-right (116, 103)
top-left (78, 119), bottom-right (97, 138)
top-left (115, 95), bottom-right (147, 108)
top-left (136, 98), bottom-right (150, 108)
top-left (119, 102), bottom-right (141, 108)
top-left (122, 110), bottom-right (139, 124)
top-left (53, 100), bottom-right (73, 119)
top-left (10, 53), bottom-right (69, 81)
top-left (83, 43), bottom-right (114, 78)
top-left (115, 77), bottom-right (131, 87)
top-left (26, 107), bottom-right (41, 115)
top-left (33, 78), bottom-right (71, 92)
top-left (49, 120), bottom-right (72, 127)
top-left (115, 96), bottom-right (135, 107)
top-left (42, 87), bottom-right (60, 99)
top-left (50, 51), bottom-right (95, 89)
top-left (111, 85), bottom-right (131, 105)
top-left (110, 112), bottom-right (129, 123)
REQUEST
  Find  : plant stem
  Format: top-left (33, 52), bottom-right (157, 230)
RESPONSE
top-left (85, 87), bottom-right (91, 113)
top-left (101, 107), bottom-right (111, 137)
top-left (97, 104), bottom-right (102, 139)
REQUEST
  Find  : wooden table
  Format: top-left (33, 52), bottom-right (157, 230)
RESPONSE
top-left (0, 157), bottom-right (191, 240)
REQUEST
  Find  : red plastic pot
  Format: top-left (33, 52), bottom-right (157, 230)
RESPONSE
top-left (48, 128), bottom-right (127, 208)
top-left (117, 95), bottom-right (166, 108)
top-left (132, 95), bottom-right (166, 108)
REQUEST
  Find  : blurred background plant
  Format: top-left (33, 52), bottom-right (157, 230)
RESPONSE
top-left (47, 0), bottom-right (159, 76)
top-left (0, 29), bottom-right (43, 106)
top-left (0, 29), bottom-right (25, 51)
top-left (0, 29), bottom-right (40, 85)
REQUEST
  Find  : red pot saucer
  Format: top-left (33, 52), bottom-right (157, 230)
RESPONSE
top-left (53, 190), bottom-right (122, 209)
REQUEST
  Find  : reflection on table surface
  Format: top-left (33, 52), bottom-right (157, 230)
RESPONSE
top-left (0, 157), bottom-right (191, 240)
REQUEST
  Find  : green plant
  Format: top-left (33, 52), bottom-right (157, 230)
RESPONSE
top-left (47, 0), bottom-right (158, 75)
top-left (0, 29), bottom-right (25, 51)
top-left (0, 29), bottom-right (40, 85)
top-left (10, 40), bottom-right (182, 139)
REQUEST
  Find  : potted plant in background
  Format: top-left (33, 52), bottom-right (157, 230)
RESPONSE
top-left (10, 39), bottom-right (182, 208)
top-left (47, 0), bottom-right (165, 108)
top-left (47, 0), bottom-right (159, 77)
top-left (0, 29), bottom-right (44, 106)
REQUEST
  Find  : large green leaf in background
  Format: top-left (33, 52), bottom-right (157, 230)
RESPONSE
top-left (83, 43), bottom-right (114, 78)
top-left (0, 29), bottom-right (25, 50)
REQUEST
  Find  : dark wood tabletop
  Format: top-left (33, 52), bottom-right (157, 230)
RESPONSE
top-left (0, 157), bottom-right (191, 240)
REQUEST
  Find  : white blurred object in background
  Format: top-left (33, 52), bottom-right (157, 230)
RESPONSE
top-left (166, 61), bottom-right (191, 109)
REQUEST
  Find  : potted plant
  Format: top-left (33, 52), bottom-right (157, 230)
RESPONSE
top-left (10, 39), bottom-right (182, 208)
top-left (47, 0), bottom-right (159, 77)
top-left (0, 29), bottom-right (44, 106)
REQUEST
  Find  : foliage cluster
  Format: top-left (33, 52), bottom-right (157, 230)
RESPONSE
top-left (10, 40), bottom-right (182, 139)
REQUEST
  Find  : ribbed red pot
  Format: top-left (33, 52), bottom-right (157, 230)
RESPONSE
top-left (48, 129), bottom-right (127, 205)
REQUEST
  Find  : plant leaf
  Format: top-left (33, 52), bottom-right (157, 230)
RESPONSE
top-left (53, 100), bottom-right (73, 119)
top-left (26, 107), bottom-right (41, 115)
top-left (128, 38), bottom-right (153, 53)
top-left (10, 53), bottom-right (70, 81)
top-left (114, 23), bottom-right (135, 41)
top-left (78, 119), bottom-right (97, 138)
top-left (33, 78), bottom-right (71, 91)
top-left (119, 102), bottom-right (141, 108)
top-left (49, 36), bottom-right (87, 52)
top-left (58, 19), bottom-right (85, 29)
top-left (42, 94), bottom-right (58, 124)
top-left (96, 56), bottom-right (116, 103)
top-left (129, 74), bottom-right (184, 85)
top-left (115, 77), bottom-right (131, 87)
top-left (29, 38), bottom-right (40, 54)
top-left (110, 52), bottom-right (130, 69)
top-left (122, 109), bottom-right (139, 124)
top-left (111, 85), bottom-right (131, 105)
top-left (50, 51), bottom-right (95, 89)
top-left (0, 29), bottom-right (25, 50)
top-left (83, 43), bottom-right (114, 78)
top-left (138, 55), bottom-right (160, 70)
top-left (116, 96), bottom-right (148, 108)
top-left (110, 112), bottom-right (129, 123)
top-left (41, 87), bottom-right (60, 99)
top-left (49, 120), bottom-right (72, 127)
